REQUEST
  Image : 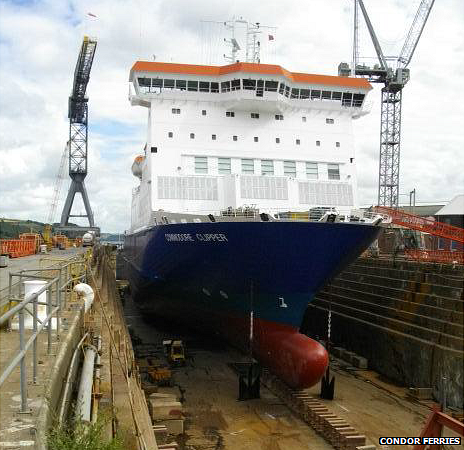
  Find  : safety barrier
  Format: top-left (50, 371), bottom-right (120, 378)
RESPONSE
top-left (0, 239), bottom-right (36, 258)
top-left (0, 257), bottom-right (88, 412)
top-left (412, 406), bottom-right (463, 450)
top-left (375, 206), bottom-right (464, 244)
top-left (405, 249), bottom-right (464, 265)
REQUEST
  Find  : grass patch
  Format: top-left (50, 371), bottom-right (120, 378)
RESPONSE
top-left (47, 415), bottom-right (123, 450)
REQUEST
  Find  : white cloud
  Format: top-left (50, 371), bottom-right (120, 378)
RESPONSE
top-left (0, 0), bottom-right (463, 233)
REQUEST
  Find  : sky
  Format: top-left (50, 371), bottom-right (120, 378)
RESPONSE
top-left (0, 0), bottom-right (463, 233)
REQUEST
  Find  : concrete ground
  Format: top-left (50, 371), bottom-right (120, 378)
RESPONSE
top-left (124, 295), bottom-right (433, 450)
top-left (0, 248), bottom-right (83, 301)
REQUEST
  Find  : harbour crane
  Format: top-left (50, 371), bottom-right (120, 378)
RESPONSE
top-left (339, 0), bottom-right (435, 207)
top-left (59, 36), bottom-right (98, 230)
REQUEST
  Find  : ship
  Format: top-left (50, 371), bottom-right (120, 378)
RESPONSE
top-left (124, 19), bottom-right (382, 389)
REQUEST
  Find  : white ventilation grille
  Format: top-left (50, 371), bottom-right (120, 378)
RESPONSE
top-left (158, 176), bottom-right (218, 200)
top-left (240, 176), bottom-right (288, 200)
top-left (298, 182), bottom-right (353, 206)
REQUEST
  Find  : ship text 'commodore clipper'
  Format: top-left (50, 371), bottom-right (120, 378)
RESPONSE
top-left (124, 26), bottom-right (383, 389)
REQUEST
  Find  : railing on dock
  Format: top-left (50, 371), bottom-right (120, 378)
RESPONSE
top-left (0, 256), bottom-right (89, 413)
top-left (405, 249), bottom-right (464, 265)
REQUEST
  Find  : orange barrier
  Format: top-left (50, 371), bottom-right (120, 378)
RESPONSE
top-left (0, 239), bottom-right (36, 258)
top-left (413, 406), bottom-right (463, 450)
top-left (19, 233), bottom-right (42, 252)
top-left (375, 206), bottom-right (464, 244)
top-left (405, 249), bottom-right (464, 265)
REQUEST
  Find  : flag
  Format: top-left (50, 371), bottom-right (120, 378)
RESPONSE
top-left (88, 12), bottom-right (97, 17)
top-left (268, 34), bottom-right (274, 41)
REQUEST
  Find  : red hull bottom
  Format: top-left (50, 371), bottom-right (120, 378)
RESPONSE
top-left (253, 318), bottom-right (328, 388)
top-left (218, 315), bottom-right (328, 389)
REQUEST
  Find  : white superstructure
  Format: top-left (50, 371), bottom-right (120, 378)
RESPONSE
top-left (129, 60), bottom-right (372, 231)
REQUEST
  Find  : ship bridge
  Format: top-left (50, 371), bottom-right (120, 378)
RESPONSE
top-left (129, 61), bottom-right (372, 116)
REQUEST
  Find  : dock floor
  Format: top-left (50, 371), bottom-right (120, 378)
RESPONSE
top-left (124, 295), bottom-right (431, 450)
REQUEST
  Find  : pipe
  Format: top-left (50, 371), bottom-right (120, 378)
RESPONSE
top-left (73, 283), bottom-right (94, 313)
top-left (75, 345), bottom-right (96, 422)
top-left (91, 336), bottom-right (102, 423)
top-left (58, 332), bottom-right (89, 424)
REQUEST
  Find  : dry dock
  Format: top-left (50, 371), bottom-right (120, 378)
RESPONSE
top-left (1, 247), bottom-right (462, 450)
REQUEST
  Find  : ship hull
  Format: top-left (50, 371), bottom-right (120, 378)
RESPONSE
top-left (124, 220), bottom-right (380, 387)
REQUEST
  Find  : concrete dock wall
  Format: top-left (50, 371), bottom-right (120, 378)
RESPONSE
top-left (302, 257), bottom-right (464, 409)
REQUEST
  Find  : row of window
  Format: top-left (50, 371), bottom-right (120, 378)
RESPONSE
top-left (172, 108), bottom-right (336, 125)
top-left (193, 157), bottom-right (341, 180)
top-left (138, 77), bottom-right (365, 107)
top-left (167, 131), bottom-right (340, 147)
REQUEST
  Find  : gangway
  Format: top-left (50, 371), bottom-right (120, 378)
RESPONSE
top-left (375, 206), bottom-right (464, 244)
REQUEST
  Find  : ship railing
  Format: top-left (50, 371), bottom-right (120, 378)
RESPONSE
top-left (0, 256), bottom-right (89, 413)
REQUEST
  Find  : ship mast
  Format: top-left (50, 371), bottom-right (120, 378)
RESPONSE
top-left (223, 17), bottom-right (273, 64)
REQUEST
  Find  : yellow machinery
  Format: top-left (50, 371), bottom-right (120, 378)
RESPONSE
top-left (163, 339), bottom-right (186, 366)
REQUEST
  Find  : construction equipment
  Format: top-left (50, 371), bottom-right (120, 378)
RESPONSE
top-left (60, 36), bottom-right (98, 232)
top-left (43, 143), bottom-right (68, 250)
top-left (163, 340), bottom-right (186, 366)
top-left (147, 366), bottom-right (173, 387)
top-left (339, 0), bottom-right (435, 207)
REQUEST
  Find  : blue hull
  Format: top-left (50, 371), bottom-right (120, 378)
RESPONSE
top-left (124, 221), bottom-right (381, 330)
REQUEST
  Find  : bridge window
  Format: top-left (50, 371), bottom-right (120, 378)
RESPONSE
top-left (211, 82), bottom-right (219, 93)
top-left (221, 81), bottom-right (231, 92)
top-left (342, 92), bottom-right (353, 106)
top-left (243, 79), bottom-right (256, 90)
top-left (311, 90), bottom-right (321, 100)
top-left (284, 160), bottom-right (296, 177)
top-left (231, 79), bottom-right (241, 91)
top-left (328, 163), bottom-right (340, 180)
top-left (242, 159), bottom-right (254, 174)
top-left (199, 81), bottom-right (210, 92)
top-left (265, 81), bottom-right (278, 92)
top-left (175, 80), bottom-right (186, 90)
top-left (195, 157), bottom-right (208, 174)
top-left (322, 91), bottom-right (332, 100)
top-left (306, 162), bottom-right (318, 179)
top-left (261, 160), bottom-right (274, 176)
top-left (353, 93), bottom-right (365, 107)
top-left (218, 157), bottom-right (231, 174)
top-left (291, 88), bottom-right (300, 99)
top-left (187, 81), bottom-right (198, 92)
top-left (332, 91), bottom-right (342, 100)
top-left (300, 89), bottom-right (310, 99)
top-left (164, 79), bottom-right (175, 89)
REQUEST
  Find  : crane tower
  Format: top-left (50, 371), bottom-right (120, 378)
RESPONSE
top-left (59, 36), bottom-right (98, 230)
top-left (339, 0), bottom-right (434, 207)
